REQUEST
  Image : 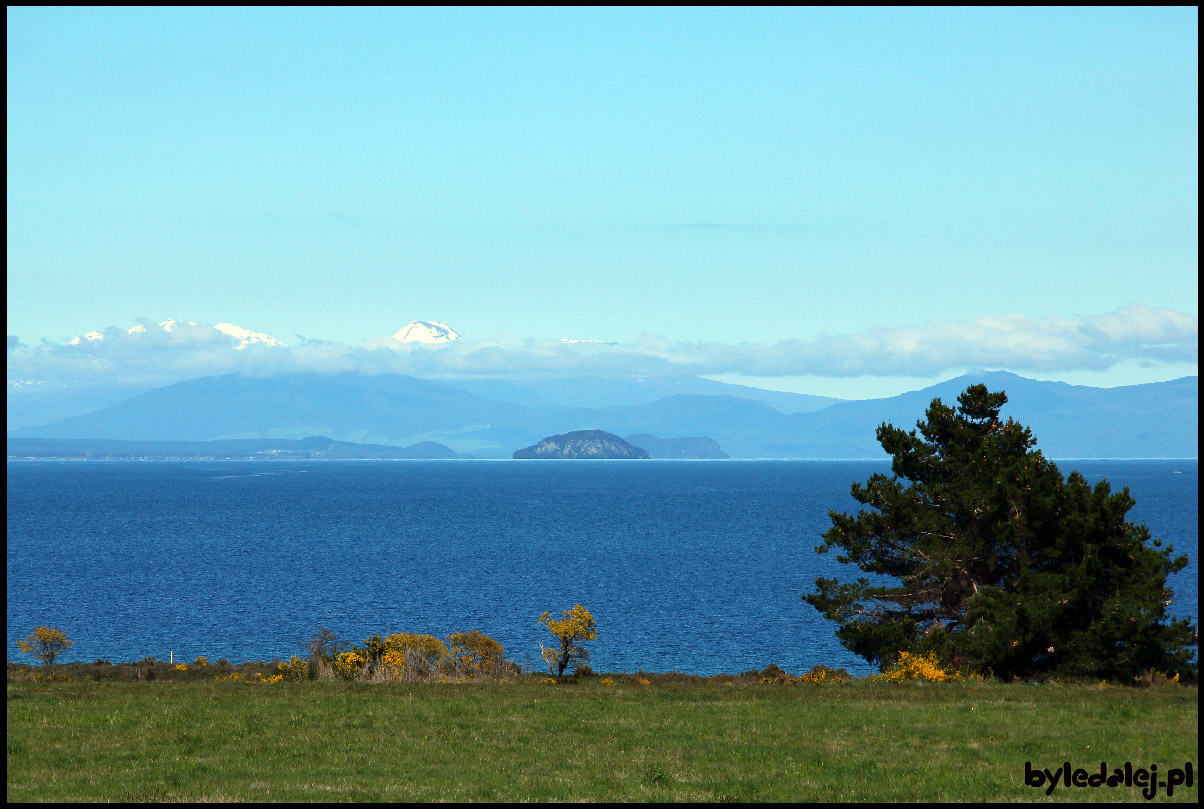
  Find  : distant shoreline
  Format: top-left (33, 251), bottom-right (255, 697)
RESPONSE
top-left (6, 456), bottom-right (1199, 462)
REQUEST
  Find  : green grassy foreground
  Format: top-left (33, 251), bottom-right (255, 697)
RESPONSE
top-left (6, 674), bottom-right (1197, 802)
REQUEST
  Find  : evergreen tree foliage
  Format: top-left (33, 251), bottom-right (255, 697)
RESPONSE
top-left (803, 384), bottom-right (1197, 682)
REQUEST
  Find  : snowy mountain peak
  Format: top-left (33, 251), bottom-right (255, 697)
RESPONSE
top-left (392, 321), bottom-right (462, 343)
top-left (158, 319), bottom-right (198, 332)
top-left (68, 320), bottom-right (285, 349)
top-left (214, 323), bottom-right (287, 349)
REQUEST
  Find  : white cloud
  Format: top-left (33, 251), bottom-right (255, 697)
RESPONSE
top-left (6, 306), bottom-right (1197, 390)
top-left (648, 305), bottom-right (1197, 377)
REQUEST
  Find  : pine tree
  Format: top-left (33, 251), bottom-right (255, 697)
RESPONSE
top-left (803, 384), bottom-right (1197, 682)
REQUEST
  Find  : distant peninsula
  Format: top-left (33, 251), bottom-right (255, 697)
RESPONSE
top-left (512, 430), bottom-right (650, 459)
top-left (6, 436), bottom-right (458, 461)
top-left (625, 434), bottom-right (729, 459)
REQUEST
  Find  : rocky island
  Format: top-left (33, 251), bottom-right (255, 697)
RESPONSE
top-left (512, 430), bottom-right (650, 459)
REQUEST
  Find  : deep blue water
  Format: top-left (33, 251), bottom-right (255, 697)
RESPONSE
top-left (6, 460), bottom-right (1197, 676)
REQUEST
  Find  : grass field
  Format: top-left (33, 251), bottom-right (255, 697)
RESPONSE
top-left (6, 671), bottom-right (1198, 802)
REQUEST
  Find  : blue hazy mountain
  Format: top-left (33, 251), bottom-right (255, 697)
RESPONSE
top-left (6, 381), bottom-right (159, 432)
top-left (9, 371), bottom-right (1197, 459)
top-left (438, 374), bottom-right (841, 413)
top-left (765, 372), bottom-right (1198, 459)
top-left (7, 373), bottom-right (553, 451)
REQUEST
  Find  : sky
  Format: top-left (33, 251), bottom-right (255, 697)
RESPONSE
top-left (6, 7), bottom-right (1198, 399)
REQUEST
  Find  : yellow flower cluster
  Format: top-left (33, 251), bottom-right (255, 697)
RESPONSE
top-left (214, 671), bottom-right (284, 684)
top-left (638, 678), bottom-right (651, 685)
top-left (385, 633), bottom-right (448, 662)
top-left (601, 677), bottom-right (616, 685)
top-left (173, 663), bottom-right (189, 671)
top-left (16, 626), bottom-right (75, 666)
top-left (446, 631), bottom-right (505, 680)
top-left (193, 657), bottom-right (209, 667)
top-left (277, 656), bottom-right (310, 682)
top-left (11, 670), bottom-right (73, 682)
top-left (878, 651), bottom-right (958, 682)
top-left (538, 604), bottom-right (597, 675)
top-left (539, 604), bottom-right (598, 642)
top-left (333, 650), bottom-right (366, 680)
top-left (798, 665), bottom-right (850, 684)
top-left (380, 649), bottom-right (407, 675)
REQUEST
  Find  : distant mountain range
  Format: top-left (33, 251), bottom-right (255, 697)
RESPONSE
top-left (436, 375), bottom-right (840, 412)
top-left (7, 371), bottom-right (1197, 459)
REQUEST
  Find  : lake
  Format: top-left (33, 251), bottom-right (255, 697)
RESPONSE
top-left (6, 459), bottom-right (1197, 676)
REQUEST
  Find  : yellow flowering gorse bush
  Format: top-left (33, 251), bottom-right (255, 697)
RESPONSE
top-left (878, 651), bottom-right (958, 682)
top-left (380, 633), bottom-right (448, 681)
top-left (278, 656), bottom-right (310, 681)
top-left (333, 650), bottom-right (366, 680)
top-left (446, 631), bottom-right (505, 680)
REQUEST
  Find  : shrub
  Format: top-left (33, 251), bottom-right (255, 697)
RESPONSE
top-left (1133, 669), bottom-right (1181, 688)
top-left (446, 630), bottom-right (507, 680)
top-left (333, 650), bottom-right (366, 680)
top-left (800, 664), bottom-right (852, 684)
top-left (878, 651), bottom-right (958, 683)
top-left (278, 656), bottom-right (310, 682)
top-left (303, 627), bottom-right (350, 663)
top-left (381, 633), bottom-right (448, 681)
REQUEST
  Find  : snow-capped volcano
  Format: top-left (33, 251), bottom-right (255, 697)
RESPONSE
top-left (155, 319), bottom-right (196, 333)
top-left (69, 320), bottom-right (285, 349)
top-left (392, 321), bottom-right (462, 343)
top-left (213, 323), bottom-right (286, 349)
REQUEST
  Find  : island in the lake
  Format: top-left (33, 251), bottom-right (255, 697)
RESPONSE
top-left (512, 430), bottom-right (650, 459)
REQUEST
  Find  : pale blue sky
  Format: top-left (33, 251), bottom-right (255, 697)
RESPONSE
top-left (7, 7), bottom-right (1198, 397)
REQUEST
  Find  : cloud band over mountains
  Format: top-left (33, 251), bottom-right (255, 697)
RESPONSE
top-left (8, 305), bottom-right (1198, 389)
